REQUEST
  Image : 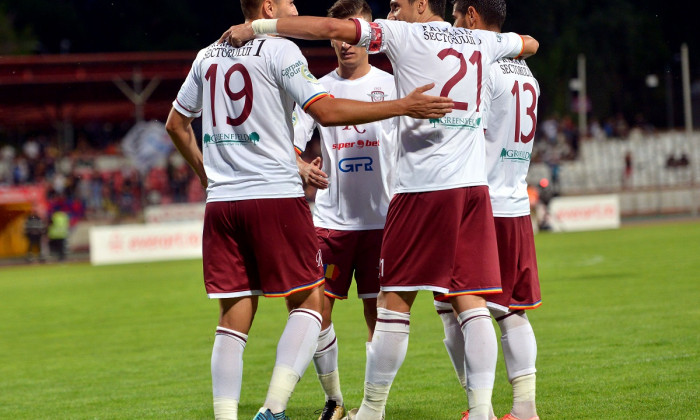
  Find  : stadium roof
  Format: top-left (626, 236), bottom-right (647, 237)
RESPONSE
top-left (0, 50), bottom-right (392, 131)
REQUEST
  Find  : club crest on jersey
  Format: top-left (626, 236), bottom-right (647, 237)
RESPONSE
top-left (301, 65), bottom-right (320, 83)
top-left (368, 89), bottom-right (387, 102)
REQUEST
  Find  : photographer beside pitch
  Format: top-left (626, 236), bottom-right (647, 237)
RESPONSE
top-left (220, 2), bottom-right (538, 420)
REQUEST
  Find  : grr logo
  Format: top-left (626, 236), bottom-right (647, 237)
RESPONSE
top-left (339, 157), bottom-right (374, 173)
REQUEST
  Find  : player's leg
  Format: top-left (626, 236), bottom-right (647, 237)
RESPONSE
top-left (354, 229), bottom-right (383, 342)
top-left (203, 201), bottom-right (259, 420)
top-left (259, 285), bottom-right (324, 417)
top-left (355, 290), bottom-right (416, 420)
top-left (314, 296), bottom-right (346, 420)
top-left (451, 186), bottom-right (503, 420)
top-left (213, 297), bottom-right (258, 420)
top-left (491, 309), bottom-right (538, 420)
top-left (361, 297), bottom-right (378, 341)
top-left (312, 228), bottom-right (356, 419)
top-left (490, 216), bottom-right (540, 420)
top-left (433, 297), bottom-right (467, 394)
top-left (239, 197), bottom-right (324, 419)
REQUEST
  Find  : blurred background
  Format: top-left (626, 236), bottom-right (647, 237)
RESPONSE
top-left (0, 0), bottom-right (698, 262)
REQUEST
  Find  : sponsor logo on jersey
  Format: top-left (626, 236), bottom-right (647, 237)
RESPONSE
top-left (292, 111), bottom-right (298, 126)
top-left (499, 148), bottom-right (531, 162)
top-left (429, 116), bottom-right (481, 130)
top-left (338, 156), bottom-right (374, 172)
top-left (282, 61), bottom-right (304, 78)
top-left (356, 140), bottom-right (379, 149)
top-left (203, 132), bottom-right (260, 146)
top-left (368, 89), bottom-right (387, 102)
top-left (332, 140), bottom-right (380, 150)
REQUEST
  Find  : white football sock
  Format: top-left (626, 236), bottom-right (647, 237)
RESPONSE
top-left (434, 300), bottom-right (467, 392)
top-left (314, 324), bottom-right (343, 405)
top-left (211, 327), bottom-right (247, 420)
top-left (496, 312), bottom-right (537, 419)
top-left (264, 308), bottom-right (322, 413)
top-left (357, 308), bottom-right (410, 420)
top-left (458, 308), bottom-right (497, 420)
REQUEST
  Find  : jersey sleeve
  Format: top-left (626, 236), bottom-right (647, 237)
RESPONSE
top-left (292, 104), bottom-right (317, 153)
top-left (481, 67), bottom-right (498, 130)
top-left (172, 51), bottom-right (205, 118)
top-left (272, 43), bottom-right (330, 112)
top-left (353, 19), bottom-right (406, 61)
top-left (477, 31), bottom-right (524, 62)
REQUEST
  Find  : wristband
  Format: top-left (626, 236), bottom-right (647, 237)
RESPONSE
top-left (252, 19), bottom-right (278, 35)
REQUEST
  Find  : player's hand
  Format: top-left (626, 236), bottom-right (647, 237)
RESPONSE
top-left (403, 83), bottom-right (454, 119)
top-left (298, 157), bottom-right (329, 189)
top-left (218, 23), bottom-right (255, 47)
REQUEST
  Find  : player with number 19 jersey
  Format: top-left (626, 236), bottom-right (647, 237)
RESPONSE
top-left (293, 66), bottom-right (397, 230)
top-left (173, 36), bottom-right (330, 203)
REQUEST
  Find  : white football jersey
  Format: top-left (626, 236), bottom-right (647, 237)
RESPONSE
top-left (294, 66), bottom-right (397, 230)
top-left (482, 58), bottom-right (540, 217)
top-left (173, 36), bottom-right (329, 202)
top-left (354, 19), bottom-right (524, 193)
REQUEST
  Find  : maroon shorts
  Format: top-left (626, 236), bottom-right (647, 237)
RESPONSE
top-left (487, 216), bottom-right (541, 311)
top-left (380, 186), bottom-right (501, 295)
top-left (202, 198), bottom-right (324, 298)
top-left (316, 228), bottom-right (383, 300)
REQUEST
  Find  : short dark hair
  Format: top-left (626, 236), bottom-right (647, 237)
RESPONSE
top-left (327, 0), bottom-right (373, 20)
top-left (453, 0), bottom-right (506, 30)
top-left (240, 0), bottom-right (263, 20)
top-left (408, 0), bottom-right (448, 19)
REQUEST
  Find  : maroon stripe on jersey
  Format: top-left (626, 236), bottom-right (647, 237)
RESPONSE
top-left (215, 328), bottom-right (247, 343)
top-left (436, 309), bottom-right (453, 315)
top-left (377, 318), bottom-right (410, 326)
top-left (318, 337), bottom-right (337, 353)
top-left (176, 98), bottom-right (201, 114)
top-left (459, 314), bottom-right (491, 328)
top-left (290, 308), bottom-right (322, 326)
top-left (350, 18), bottom-right (362, 45)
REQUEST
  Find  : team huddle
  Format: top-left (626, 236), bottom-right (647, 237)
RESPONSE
top-left (165, 0), bottom-right (541, 420)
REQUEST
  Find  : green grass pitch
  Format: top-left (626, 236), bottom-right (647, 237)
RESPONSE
top-left (1, 221), bottom-right (699, 419)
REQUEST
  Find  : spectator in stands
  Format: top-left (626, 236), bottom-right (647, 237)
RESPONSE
top-left (623, 152), bottom-right (633, 189)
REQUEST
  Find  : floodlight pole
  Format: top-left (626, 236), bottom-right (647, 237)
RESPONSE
top-left (578, 54), bottom-right (587, 139)
top-left (681, 44), bottom-right (692, 134)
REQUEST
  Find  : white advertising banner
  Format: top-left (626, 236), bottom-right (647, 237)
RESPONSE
top-left (549, 194), bottom-right (620, 232)
top-left (144, 202), bottom-right (206, 224)
top-left (90, 221), bottom-right (203, 265)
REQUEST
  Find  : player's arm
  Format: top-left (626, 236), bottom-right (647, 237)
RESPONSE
top-left (518, 35), bottom-right (539, 58)
top-left (165, 107), bottom-right (207, 187)
top-left (220, 17), bottom-right (359, 47)
top-left (306, 83), bottom-right (453, 127)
